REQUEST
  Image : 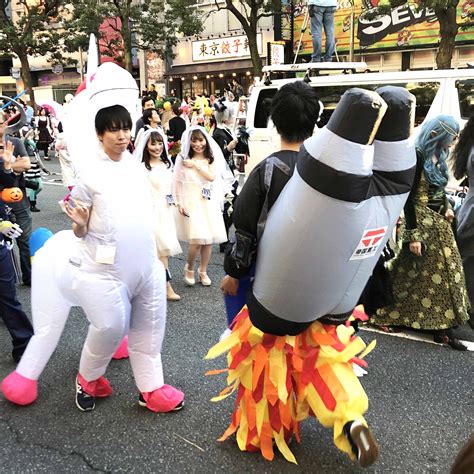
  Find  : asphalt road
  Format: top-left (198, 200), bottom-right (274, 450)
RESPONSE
top-left (0, 160), bottom-right (473, 473)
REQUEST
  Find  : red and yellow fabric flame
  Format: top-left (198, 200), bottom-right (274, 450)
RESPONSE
top-left (205, 307), bottom-right (376, 464)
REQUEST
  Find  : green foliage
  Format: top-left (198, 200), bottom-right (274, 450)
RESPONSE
top-left (0, 0), bottom-right (65, 60)
top-left (62, 0), bottom-right (203, 60)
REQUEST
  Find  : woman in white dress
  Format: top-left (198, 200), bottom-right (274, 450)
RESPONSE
top-left (174, 126), bottom-right (231, 287)
top-left (134, 128), bottom-right (182, 301)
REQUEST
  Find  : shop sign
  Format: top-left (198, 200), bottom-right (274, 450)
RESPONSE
top-left (10, 67), bottom-right (21, 80)
top-left (192, 34), bottom-right (262, 62)
top-left (52, 64), bottom-right (63, 75)
top-left (269, 41), bottom-right (286, 65)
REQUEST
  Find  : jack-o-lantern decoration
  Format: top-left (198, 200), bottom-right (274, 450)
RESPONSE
top-left (1, 187), bottom-right (23, 203)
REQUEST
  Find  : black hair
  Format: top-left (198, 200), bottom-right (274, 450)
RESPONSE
top-left (172, 103), bottom-right (182, 116)
top-left (452, 114), bottom-right (474, 180)
top-left (270, 81), bottom-right (321, 143)
top-left (142, 108), bottom-right (159, 126)
top-left (142, 95), bottom-right (154, 107)
top-left (213, 97), bottom-right (227, 113)
top-left (95, 105), bottom-right (132, 135)
top-left (189, 129), bottom-right (214, 164)
top-left (142, 131), bottom-right (171, 170)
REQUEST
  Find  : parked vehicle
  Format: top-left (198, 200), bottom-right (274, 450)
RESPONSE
top-left (245, 63), bottom-right (474, 175)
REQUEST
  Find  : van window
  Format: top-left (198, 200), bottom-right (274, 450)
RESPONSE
top-left (253, 81), bottom-right (440, 129)
top-left (314, 82), bottom-right (440, 127)
top-left (254, 88), bottom-right (278, 128)
top-left (457, 80), bottom-right (473, 120)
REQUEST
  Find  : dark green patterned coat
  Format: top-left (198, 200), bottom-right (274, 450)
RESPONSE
top-left (371, 173), bottom-right (470, 330)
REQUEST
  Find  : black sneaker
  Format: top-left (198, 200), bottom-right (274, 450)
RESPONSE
top-left (344, 421), bottom-right (379, 468)
top-left (138, 393), bottom-right (184, 412)
top-left (433, 334), bottom-right (467, 351)
top-left (75, 377), bottom-right (95, 412)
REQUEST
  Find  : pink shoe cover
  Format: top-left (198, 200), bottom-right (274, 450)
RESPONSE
top-left (142, 385), bottom-right (184, 413)
top-left (112, 336), bottom-right (129, 359)
top-left (1, 371), bottom-right (38, 406)
top-left (77, 373), bottom-right (113, 398)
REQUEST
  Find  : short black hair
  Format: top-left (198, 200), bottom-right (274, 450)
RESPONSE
top-left (142, 108), bottom-right (158, 125)
top-left (95, 105), bottom-right (132, 135)
top-left (270, 81), bottom-right (321, 143)
top-left (142, 95), bottom-right (154, 107)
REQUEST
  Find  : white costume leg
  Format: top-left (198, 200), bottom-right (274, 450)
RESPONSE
top-left (16, 265), bottom-right (71, 381)
top-left (77, 275), bottom-right (130, 382)
top-left (2, 231), bottom-right (75, 405)
top-left (128, 262), bottom-right (166, 393)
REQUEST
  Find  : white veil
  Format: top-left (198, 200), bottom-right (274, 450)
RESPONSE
top-left (132, 127), bottom-right (170, 165)
top-left (174, 125), bottom-right (235, 210)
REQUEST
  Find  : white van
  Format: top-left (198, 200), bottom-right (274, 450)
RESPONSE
top-left (244, 64), bottom-right (474, 175)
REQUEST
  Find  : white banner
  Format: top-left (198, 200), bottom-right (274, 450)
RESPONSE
top-left (192, 34), bottom-right (262, 62)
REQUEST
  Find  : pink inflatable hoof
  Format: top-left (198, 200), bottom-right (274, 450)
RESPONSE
top-left (112, 336), bottom-right (129, 359)
top-left (77, 373), bottom-right (113, 398)
top-left (1, 371), bottom-right (38, 406)
top-left (140, 385), bottom-right (184, 413)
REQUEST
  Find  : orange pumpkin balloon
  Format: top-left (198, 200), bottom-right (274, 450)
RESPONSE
top-left (1, 187), bottom-right (23, 203)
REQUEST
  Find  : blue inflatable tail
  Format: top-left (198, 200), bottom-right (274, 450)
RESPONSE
top-left (30, 227), bottom-right (53, 257)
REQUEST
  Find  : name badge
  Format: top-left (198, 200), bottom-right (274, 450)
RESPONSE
top-left (202, 187), bottom-right (211, 200)
top-left (95, 245), bottom-right (116, 265)
top-left (166, 194), bottom-right (176, 206)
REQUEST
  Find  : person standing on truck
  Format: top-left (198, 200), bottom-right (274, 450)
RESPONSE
top-left (308, 0), bottom-right (338, 63)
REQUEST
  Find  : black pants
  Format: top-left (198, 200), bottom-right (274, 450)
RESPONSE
top-left (0, 244), bottom-right (34, 355)
top-left (10, 200), bottom-right (32, 285)
top-left (463, 256), bottom-right (474, 324)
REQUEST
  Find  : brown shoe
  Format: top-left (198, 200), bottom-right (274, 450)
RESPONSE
top-left (346, 421), bottom-right (379, 468)
top-left (167, 282), bottom-right (181, 301)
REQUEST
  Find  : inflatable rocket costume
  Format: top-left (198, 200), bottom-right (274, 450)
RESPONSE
top-left (1, 62), bottom-right (184, 413)
top-left (206, 86), bottom-right (417, 466)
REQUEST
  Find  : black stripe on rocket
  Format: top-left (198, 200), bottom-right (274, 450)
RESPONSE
top-left (297, 149), bottom-right (416, 203)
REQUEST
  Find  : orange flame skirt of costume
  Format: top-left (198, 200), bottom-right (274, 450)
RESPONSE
top-left (205, 307), bottom-right (375, 464)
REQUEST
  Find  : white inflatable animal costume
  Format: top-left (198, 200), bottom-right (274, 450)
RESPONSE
top-left (1, 62), bottom-right (184, 412)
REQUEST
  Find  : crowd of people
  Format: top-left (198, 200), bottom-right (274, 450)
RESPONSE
top-left (0, 65), bottom-right (472, 471)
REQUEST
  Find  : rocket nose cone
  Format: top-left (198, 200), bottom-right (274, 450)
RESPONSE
top-left (326, 88), bottom-right (387, 145)
top-left (375, 86), bottom-right (416, 142)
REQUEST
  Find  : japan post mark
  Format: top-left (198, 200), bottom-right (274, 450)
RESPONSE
top-left (350, 226), bottom-right (387, 261)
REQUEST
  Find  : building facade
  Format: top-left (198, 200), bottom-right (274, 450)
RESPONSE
top-left (165, 2), bottom-right (273, 99)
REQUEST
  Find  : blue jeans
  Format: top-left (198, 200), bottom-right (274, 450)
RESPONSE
top-left (223, 265), bottom-right (256, 326)
top-left (310, 6), bottom-right (337, 62)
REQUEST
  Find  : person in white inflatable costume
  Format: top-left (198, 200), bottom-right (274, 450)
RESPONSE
top-left (1, 63), bottom-right (184, 413)
top-left (206, 86), bottom-right (417, 467)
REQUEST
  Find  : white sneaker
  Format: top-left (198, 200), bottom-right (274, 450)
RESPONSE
top-left (219, 328), bottom-right (232, 341)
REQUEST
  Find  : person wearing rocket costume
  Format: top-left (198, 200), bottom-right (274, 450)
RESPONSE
top-left (206, 85), bottom-right (417, 467)
top-left (1, 62), bottom-right (184, 414)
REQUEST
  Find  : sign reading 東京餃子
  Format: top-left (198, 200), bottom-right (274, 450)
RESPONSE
top-left (192, 34), bottom-right (263, 62)
top-left (291, 0), bottom-right (473, 54)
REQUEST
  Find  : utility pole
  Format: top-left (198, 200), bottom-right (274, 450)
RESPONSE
top-left (349, 0), bottom-right (355, 62)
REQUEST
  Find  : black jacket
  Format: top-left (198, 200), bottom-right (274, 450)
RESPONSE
top-left (224, 150), bottom-right (299, 279)
top-left (212, 127), bottom-right (236, 171)
top-left (167, 116), bottom-right (186, 142)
